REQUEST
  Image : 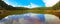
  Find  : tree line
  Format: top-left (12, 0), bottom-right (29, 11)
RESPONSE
top-left (0, 0), bottom-right (29, 10)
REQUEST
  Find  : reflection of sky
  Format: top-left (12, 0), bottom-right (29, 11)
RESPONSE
top-left (0, 13), bottom-right (60, 24)
top-left (0, 13), bottom-right (45, 22)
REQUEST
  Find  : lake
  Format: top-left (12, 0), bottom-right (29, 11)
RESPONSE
top-left (0, 13), bottom-right (60, 24)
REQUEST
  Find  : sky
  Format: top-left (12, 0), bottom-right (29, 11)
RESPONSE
top-left (2, 0), bottom-right (59, 8)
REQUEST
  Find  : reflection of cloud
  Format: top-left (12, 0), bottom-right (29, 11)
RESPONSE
top-left (45, 14), bottom-right (60, 23)
top-left (0, 22), bottom-right (5, 24)
top-left (4, 16), bottom-right (9, 19)
top-left (43, 0), bottom-right (59, 7)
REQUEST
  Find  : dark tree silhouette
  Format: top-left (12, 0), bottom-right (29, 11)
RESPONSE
top-left (52, 2), bottom-right (60, 10)
top-left (0, 0), bottom-right (25, 10)
top-left (0, 0), bottom-right (16, 10)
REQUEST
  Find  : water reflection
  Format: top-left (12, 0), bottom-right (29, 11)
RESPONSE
top-left (0, 13), bottom-right (60, 24)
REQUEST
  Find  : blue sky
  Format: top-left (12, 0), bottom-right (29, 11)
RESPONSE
top-left (2, 0), bottom-right (59, 8)
top-left (2, 0), bottom-right (45, 8)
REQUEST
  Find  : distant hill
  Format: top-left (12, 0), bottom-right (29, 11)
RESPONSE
top-left (14, 7), bottom-right (30, 10)
top-left (32, 1), bottom-right (60, 10)
top-left (52, 2), bottom-right (60, 10)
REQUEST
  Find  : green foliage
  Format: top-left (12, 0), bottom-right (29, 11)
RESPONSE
top-left (0, 0), bottom-right (28, 10)
top-left (31, 7), bottom-right (52, 10)
top-left (52, 2), bottom-right (60, 10)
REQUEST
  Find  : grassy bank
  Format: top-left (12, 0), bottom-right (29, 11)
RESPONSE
top-left (0, 10), bottom-right (60, 19)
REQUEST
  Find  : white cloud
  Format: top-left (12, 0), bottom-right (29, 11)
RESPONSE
top-left (2, 0), bottom-right (42, 8)
top-left (12, 3), bottom-right (40, 8)
top-left (43, 0), bottom-right (59, 7)
top-left (3, 0), bottom-right (59, 8)
top-left (22, 3), bottom-right (40, 8)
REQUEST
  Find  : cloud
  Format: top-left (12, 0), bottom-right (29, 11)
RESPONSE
top-left (43, 0), bottom-right (59, 7)
top-left (22, 3), bottom-right (40, 8)
top-left (3, 0), bottom-right (59, 8)
top-left (3, 0), bottom-right (42, 8)
top-left (12, 3), bottom-right (40, 8)
top-left (2, 0), bottom-right (9, 5)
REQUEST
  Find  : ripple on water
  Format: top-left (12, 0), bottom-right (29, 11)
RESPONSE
top-left (0, 13), bottom-right (60, 24)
